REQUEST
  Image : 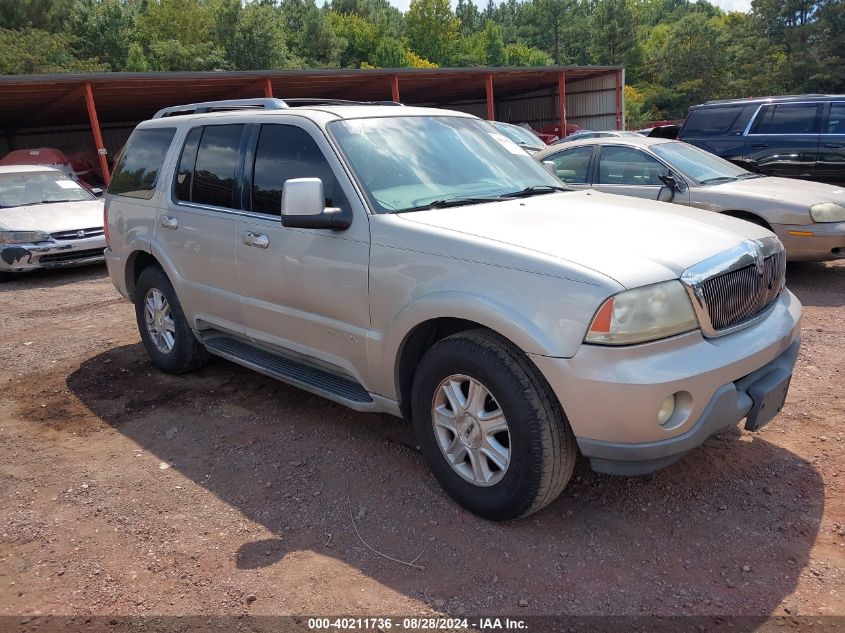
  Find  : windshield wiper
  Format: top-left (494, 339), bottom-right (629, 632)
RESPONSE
top-left (737, 173), bottom-right (764, 180)
top-left (497, 185), bottom-right (569, 198)
top-left (391, 196), bottom-right (502, 213)
top-left (700, 176), bottom-right (737, 184)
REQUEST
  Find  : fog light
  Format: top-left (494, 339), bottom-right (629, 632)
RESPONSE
top-left (657, 395), bottom-right (676, 425)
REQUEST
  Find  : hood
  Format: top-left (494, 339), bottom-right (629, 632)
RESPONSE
top-left (0, 199), bottom-right (104, 233)
top-left (710, 176), bottom-right (845, 207)
top-left (399, 190), bottom-right (772, 288)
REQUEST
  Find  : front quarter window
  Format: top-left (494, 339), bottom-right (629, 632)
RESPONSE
top-left (329, 116), bottom-right (564, 213)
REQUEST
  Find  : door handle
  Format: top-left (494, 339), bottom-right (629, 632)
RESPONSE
top-left (823, 143), bottom-right (843, 148)
top-left (750, 143), bottom-right (768, 148)
top-left (243, 231), bottom-right (269, 249)
top-left (159, 215), bottom-right (178, 229)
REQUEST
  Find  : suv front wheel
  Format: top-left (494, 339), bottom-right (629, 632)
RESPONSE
top-left (411, 329), bottom-right (577, 520)
top-left (134, 266), bottom-right (209, 374)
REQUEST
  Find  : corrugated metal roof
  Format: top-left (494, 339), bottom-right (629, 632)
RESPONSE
top-left (0, 66), bottom-right (621, 128)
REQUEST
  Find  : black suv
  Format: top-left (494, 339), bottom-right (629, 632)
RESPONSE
top-left (678, 95), bottom-right (845, 185)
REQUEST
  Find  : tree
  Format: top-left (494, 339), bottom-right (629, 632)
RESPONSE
top-left (0, 0), bottom-right (70, 32)
top-left (483, 20), bottom-right (506, 65)
top-left (68, 0), bottom-right (140, 71)
top-left (280, 0), bottom-right (345, 67)
top-left (504, 43), bottom-right (553, 66)
top-left (406, 0), bottom-right (460, 66)
top-left (228, 2), bottom-right (296, 70)
top-left (456, 0), bottom-right (482, 35)
top-left (0, 28), bottom-right (105, 74)
top-left (588, 0), bottom-right (641, 73)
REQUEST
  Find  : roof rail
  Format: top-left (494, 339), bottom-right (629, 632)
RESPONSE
top-left (152, 97), bottom-right (405, 118)
top-left (282, 98), bottom-right (404, 107)
top-left (153, 98), bottom-right (289, 119)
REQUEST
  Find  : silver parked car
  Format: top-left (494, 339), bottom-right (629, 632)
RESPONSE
top-left (490, 121), bottom-right (546, 154)
top-left (536, 137), bottom-right (845, 261)
top-left (0, 165), bottom-right (106, 277)
top-left (105, 98), bottom-right (800, 520)
top-left (554, 130), bottom-right (643, 144)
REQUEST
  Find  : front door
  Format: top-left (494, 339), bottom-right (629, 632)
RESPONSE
top-left (544, 145), bottom-right (595, 191)
top-left (235, 120), bottom-right (371, 381)
top-left (592, 145), bottom-right (671, 200)
top-left (744, 102), bottom-right (822, 179)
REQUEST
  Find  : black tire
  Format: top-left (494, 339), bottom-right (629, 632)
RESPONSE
top-left (134, 266), bottom-right (210, 374)
top-left (411, 329), bottom-right (577, 520)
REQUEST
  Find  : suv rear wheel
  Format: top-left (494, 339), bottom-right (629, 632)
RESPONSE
top-left (411, 329), bottom-right (577, 520)
top-left (134, 266), bottom-right (209, 374)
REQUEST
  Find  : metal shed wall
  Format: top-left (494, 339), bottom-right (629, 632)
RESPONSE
top-left (440, 72), bottom-right (624, 132)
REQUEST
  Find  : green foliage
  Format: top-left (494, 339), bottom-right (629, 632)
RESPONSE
top-left (0, 28), bottom-right (105, 74)
top-left (406, 0), bottom-right (460, 66)
top-left (0, 0), bottom-right (840, 124)
top-left (228, 2), bottom-right (295, 70)
top-left (67, 0), bottom-right (139, 71)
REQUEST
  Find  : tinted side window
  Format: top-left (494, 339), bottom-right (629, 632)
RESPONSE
top-left (682, 106), bottom-right (745, 136)
top-left (549, 146), bottom-right (593, 184)
top-left (192, 124), bottom-right (244, 209)
top-left (252, 124), bottom-right (348, 216)
top-left (598, 146), bottom-right (669, 185)
top-left (752, 104), bottom-right (821, 135)
top-left (108, 127), bottom-right (176, 199)
top-left (826, 103), bottom-right (845, 134)
top-left (174, 127), bottom-right (202, 202)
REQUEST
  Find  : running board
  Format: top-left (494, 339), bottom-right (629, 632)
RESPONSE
top-left (202, 334), bottom-right (373, 405)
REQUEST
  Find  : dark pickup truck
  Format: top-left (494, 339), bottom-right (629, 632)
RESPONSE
top-left (678, 95), bottom-right (845, 185)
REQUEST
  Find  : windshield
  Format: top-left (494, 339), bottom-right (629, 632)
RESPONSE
top-left (651, 141), bottom-right (751, 184)
top-left (329, 116), bottom-right (565, 213)
top-left (492, 122), bottom-right (544, 148)
top-left (0, 171), bottom-right (95, 208)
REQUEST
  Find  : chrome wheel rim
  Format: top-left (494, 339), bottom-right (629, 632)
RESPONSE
top-left (431, 374), bottom-right (511, 487)
top-left (143, 288), bottom-right (176, 354)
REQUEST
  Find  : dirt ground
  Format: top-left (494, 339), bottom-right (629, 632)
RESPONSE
top-left (1, 261), bottom-right (843, 622)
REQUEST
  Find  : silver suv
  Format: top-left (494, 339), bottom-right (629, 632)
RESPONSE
top-left (104, 98), bottom-right (802, 520)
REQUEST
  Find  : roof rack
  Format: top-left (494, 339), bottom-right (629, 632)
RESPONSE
top-left (153, 97), bottom-right (404, 118)
top-left (153, 98), bottom-right (288, 119)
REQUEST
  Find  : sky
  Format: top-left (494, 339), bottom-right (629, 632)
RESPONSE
top-left (385, 0), bottom-right (752, 14)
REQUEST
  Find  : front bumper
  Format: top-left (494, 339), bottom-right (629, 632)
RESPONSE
top-left (530, 290), bottom-right (802, 475)
top-left (0, 237), bottom-right (106, 273)
top-left (774, 221), bottom-right (845, 262)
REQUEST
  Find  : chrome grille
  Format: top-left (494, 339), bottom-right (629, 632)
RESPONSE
top-left (51, 227), bottom-right (104, 240)
top-left (681, 237), bottom-right (787, 337)
top-left (698, 251), bottom-right (786, 330)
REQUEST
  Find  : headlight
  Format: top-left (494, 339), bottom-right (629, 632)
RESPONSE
top-left (585, 280), bottom-right (698, 345)
top-left (0, 230), bottom-right (51, 244)
top-left (809, 202), bottom-right (845, 223)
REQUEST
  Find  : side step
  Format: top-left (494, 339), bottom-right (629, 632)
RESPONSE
top-left (202, 335), bottom-right (373, 405)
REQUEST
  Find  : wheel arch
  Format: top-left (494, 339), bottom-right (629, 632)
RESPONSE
top-left (124, 250), bottom-right (164, 302)
top-left (394, 316), bottom-right (552, 422)
top-left (720, 209), bottom-right (773, 231)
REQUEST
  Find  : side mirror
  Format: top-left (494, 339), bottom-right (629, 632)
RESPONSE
top-left (657, 173), bottom-right (685, 202)
top-left (542, 160), bottom-right (557, 175)
top-left (281, 178), bottom-right (351, 231)
top-left (90, 187), bottom-right (104, 197)
top-left (659, 173), bottom-right (686, 191)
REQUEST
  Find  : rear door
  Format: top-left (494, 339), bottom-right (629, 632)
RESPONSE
top-left (817, 101), bottom-right (845, 185)
top-left (154, 123), bottom-right (246, 333)
top-left (592, 145), bottom-right (670, 200)
top-left (543, 145), bottom-right (595, 190)
top-left (744, 102), bottom-right (822, 178)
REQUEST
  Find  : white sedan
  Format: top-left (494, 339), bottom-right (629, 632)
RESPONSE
top-left (0, 165), bottom-right (106, 278)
